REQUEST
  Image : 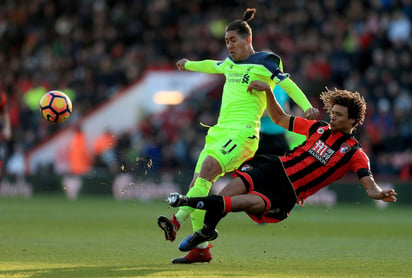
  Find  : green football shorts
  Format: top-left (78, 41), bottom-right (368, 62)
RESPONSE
top-left (195, 125), bottom-right (259, 175)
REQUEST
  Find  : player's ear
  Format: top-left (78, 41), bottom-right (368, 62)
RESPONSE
top-left (247, 37), bottom-right (251, 43)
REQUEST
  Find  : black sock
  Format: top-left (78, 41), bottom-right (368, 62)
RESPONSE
top-left (187, 195), bottom-right (224, 213)
top-left (203, 211), bottom-right (227, 234)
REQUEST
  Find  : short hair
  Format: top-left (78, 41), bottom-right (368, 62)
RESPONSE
top-left (225, 8), bottom-right (256, 39)
top-left (320, 88), bottom-right (367, 127)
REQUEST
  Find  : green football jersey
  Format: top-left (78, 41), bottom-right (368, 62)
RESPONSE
top-left (185, 52), bottom-right (282, 136)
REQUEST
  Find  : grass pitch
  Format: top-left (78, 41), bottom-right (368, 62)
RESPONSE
top-left (0, 195), bottom-right (410, 278)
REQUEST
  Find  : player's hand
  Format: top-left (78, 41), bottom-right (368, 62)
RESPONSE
top-left (379, 189), bottom-right (398, 203)
top-left (247, 80), bottom-right (270, 94)
top-left (304, 107), bottom-right (319, 120)
top-left (176, 59), bottom-right (189, 71)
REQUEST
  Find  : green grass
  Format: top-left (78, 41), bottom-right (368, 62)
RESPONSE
top-left (0, 195), bottom-right (411, 277)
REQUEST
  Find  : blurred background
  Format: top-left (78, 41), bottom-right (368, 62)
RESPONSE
top-left (0, 0), bottom-right (411, 202)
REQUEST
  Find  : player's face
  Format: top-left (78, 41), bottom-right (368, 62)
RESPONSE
top-left (329, 105), bottom-right (355, 133)
top-left (225, 30), bottom-right (250, 61)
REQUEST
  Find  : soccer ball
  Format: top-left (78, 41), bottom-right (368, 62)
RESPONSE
top-left (39, 90), bottom-right (73, 123)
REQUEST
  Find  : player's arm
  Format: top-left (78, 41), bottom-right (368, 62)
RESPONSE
top-left (247, 80), bottom-right (291, 129)
top-left (273, 72), bottom-right (319, 120)
top-left (360, 176), bottom-right (397, 202)
top-left (176, 58), bottom-right (221, 74)
top-left (352, 150), bottom-right (397, 202)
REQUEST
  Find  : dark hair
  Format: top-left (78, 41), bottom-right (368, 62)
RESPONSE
top-left (225, 8), bottom-right (256, 38)
top-left (320, 88), bottom-right (367, 127)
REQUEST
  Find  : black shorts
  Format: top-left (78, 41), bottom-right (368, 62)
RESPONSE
top-left (255, 133), bottom-right (289, 156)
top-left (235, 155), bottom-right (297, 224)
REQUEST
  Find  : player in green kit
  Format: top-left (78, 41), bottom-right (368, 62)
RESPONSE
top-left (157, 8), bottom-right (319, 264)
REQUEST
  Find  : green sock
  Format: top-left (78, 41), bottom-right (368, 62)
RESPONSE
top-left (175, 177), bottom-right (211, 226)
top-left (175, 177), bottom-right (212, 247)
top-left (191, 208), bottom-right (206, 232)
top-left (187, 177), bottom-right (212, 197)
top-left (188, 177), bottom-right (212, 248)
top-left (181, 177), bottom-right (211, 214)
top-left (175, 208), bottom-right (191, 224)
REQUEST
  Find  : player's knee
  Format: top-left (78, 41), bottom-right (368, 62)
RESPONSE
top-left (200, 156), bottom-right (222, 179)
top-left (245, 195), bottom-right (266, 214)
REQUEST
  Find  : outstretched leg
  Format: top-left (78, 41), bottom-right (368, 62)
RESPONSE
top-left (168, 176), bottom-right (266, 251)
top-left (158, 155), bottom-right (220, 244)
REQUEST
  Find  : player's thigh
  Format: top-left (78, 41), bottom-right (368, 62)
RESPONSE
top-left (218, 177), bottom-right (247, 196)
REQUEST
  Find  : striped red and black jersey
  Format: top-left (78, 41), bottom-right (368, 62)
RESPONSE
top-left (280, 116), bottom-right (372, 205)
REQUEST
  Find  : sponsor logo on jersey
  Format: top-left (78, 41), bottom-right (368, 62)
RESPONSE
top-left (226, 72), bottom-right (251, 84)
top-left (226, 72), bottom-right (244, 83)
top-left (308, 139), bottom-right (335, 165)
